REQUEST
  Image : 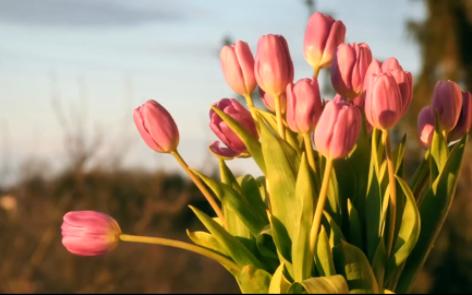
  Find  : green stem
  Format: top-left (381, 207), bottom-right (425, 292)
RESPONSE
top-left (309, 157), bottom-right (333, 255)
top-left (119, 234), bottom-right (238, 273)
top-left (274, 94), bottom-right (286, 140)
top-left (303, 132), bottom-right (317, 173)
top-left (171, 150), bottom-right (225, 224)
top-left (243, 93), bottom-right (257, 120)
top-left (382, 130), bottom-right (397, 256)
top-left (313, 66), bottom-right (321, 80)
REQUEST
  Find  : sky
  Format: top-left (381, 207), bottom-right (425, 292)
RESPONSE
top-left (0, 0), bottom-right (425, 184)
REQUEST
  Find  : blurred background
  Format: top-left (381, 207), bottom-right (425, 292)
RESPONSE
top-left (0, 0), bottom-right (471, 292)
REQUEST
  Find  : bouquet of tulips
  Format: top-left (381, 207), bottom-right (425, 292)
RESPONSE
top-left (60, 12), bottom-right (472, 294)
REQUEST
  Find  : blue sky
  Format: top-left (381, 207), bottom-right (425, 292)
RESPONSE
top-left (0, 0), bottom-right (425, 183)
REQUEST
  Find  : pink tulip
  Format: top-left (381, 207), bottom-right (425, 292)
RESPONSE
top-left (364, 58), bottom-right (413, 117)
top-left (314, 95), bottom-right (362, 159)
top-left (133, 100), bottom-right (180, 153)
top-left (209, 98), bottom-right (257, 158)
top-left (259, 88), bottom-right (286, 114)
top-left (220, 40), bottom-right (256, 96)
top-left (331, 43), bottom-right (372, 99)
top-left (450, 91), bottom-right (472, 141)
top-left (431, 80), bottom-right (463, 132)
top-left (286, 78), bottom-right (323, 133)
top-left (364, 72), bottom-right (403, 129)
top-left (417, 106), bottom-right (435, 148)
top-left (304, 12), bottom-right (346, 71)
top-left (255, 34), bottom-right (294, 97)
top-left (61, 211), bottom-right (121, 256)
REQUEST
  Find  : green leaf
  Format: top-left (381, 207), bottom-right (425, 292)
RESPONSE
top-left (237, 174), bottom-right (267, 218)
top-left (315, 226), bottom-right (336, 276)
top-left (258, 116), bottom-right (299, 239)
top-left (289, 275), bottom-right (349, 294)
top-left (255, 109), bottom-right (302, 153)
top-left (269, 263), bottom-right (291, 294)
top-left (269, 214), bottom-right (293, 273)
top-left (237, 265), bottom-right (272, 293)
top-left (292, 154), bottom-right (315, 281)
top-left (397, 137), bottom-right (466, 292)
top-left (371, 240), bottom-right (386, 290)
top-left (255, 230), bottom-right (279, 271)
top-left (186, 230), bottom-right (230, 257)
top-left (430, 127), bottom-right (448, 170)
top-left (218, 159), bottom-right (241, 192)
top-left (365, 164), bottom-right (384, 260)
top-left (386, 177), bottom-right (420, 276)
top-left (347, 198), bottom-right (363, 249)
top-left (327, 162), bottom-right (342, 224)
top-left (334, 241), bottom-right (380, 293)
top-left (189, 206), bottom-right (264, 268)
top-left (212, 106), bottom-right (265, 171)
top-left (193, 170), bottom-right (268, 235)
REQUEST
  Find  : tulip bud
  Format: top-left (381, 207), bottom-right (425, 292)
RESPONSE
top-left (220, 40), bottom-right (256, 96)
top-left (331, 43), bottom-right (372, 99)
top-left (450, 91), bottom-right (472, 141)
top-left (259, 88), bottom-right (287, 114)
top-left (133, 100), bottom-right (180, 153)
top-left (61, 211), bottom-right (121, 256)
top-left (209, 98), bottom-right (257, 158)
top-left (286, 78), bottom-right (323, 133)
top-left (364, 58), bottom-right (413, 117)
top-left (431, 80), bottom-right (463, 132)
top-left (304, 12), bottom-right (346, 71)
top-left (255, 34), bottom-right (294, 97)
top-left (314, 95), bottom-right (362, 159)
top-left (417, 106), bottom-right (435, 148)
top-left (364, 72), bottom-right (403, 129)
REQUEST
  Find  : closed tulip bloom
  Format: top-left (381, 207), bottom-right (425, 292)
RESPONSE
top-left (220, 40), bottom-right (256, 96)
top-left (314, 96), bottom-right (362, 159)
top-left (286, 78), bottom-right (323, 133)
top-left (133, 100), bottom-right (179, 153)
top-left (431, 80), bottom-right (463, 132)
top-left (304, 12), bottom-right (346, 72)
top-left (61, 211), bottom-right (121, 256)
top-left (450, 92), bottom-right (472, 141)
top-left (417, 106), bottom-right (435, 148)
top-left (364, 58), bottom-right (413, 117)
top-left (255, 34), bottom-right (294, 97)
top-left (364, 72), bottom-right (403, 129)
top-left (331, 43), bottom-right (372, 99)
top-left (259, 88), bottom-right (286, 113)
top-left (209, 98), bottom-right (257, 157)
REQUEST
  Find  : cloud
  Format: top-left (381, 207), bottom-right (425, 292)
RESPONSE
top-left (0, 0), bottom-right (183, 27)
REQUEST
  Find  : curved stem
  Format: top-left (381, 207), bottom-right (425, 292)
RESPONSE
top-left (303, 132), bottom-right (317, 173)
top-left (274, 94), bottom-right (285, 140)
top-left (382, 130), bottom-right (397, 256)
top-left (119, 234), bottom-right (238, 273)
top-left (171, 150), bottom-right (225, 224)
top-left (309, 157), bottom-right (333, 255)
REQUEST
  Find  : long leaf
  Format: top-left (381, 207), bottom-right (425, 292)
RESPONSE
top-left (237, 265), bottom-right (272, 294)
top-left (289, 275), bottom-right (349, 294)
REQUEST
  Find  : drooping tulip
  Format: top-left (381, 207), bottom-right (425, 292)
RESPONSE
top-left (450, 91), bottom-right (472, 141)
top-left (254, 34), bottom-right (294, 97)
top-left (209, 98), bottom-right (258, 158)
top-left (133, 100), bottom-right (180, 153)
top-left (220, 40), bottom-right (256, 96)
top-left (304, 12), bottom-right (346, 73)
top-left (314, 95), bottom-right (362, 159)
top-left (331, 43), bottom-right (372, 99)
top-left (431, 80), bottom-right (463, 132)
top-left (61, 211), bottom-right (121, 256)
top-left (286, 78), bottom-right (323, 133)
top-left (364, 72), bottom-right (403, 130)
top-left (417, 106), bottom-right (435, 148)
